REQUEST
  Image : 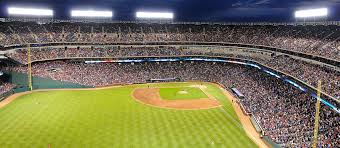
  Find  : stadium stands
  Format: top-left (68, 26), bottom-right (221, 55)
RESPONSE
top-left (265, 55), bottom-right (340, 100)
top-left (0, 80), bottom-right (15, 98)
top-left (6, 46), bottom-right (339, 99)
top-left (0, 22), bottom-right (339, 61)
top-left (5, 61), bottom-right (339, 147)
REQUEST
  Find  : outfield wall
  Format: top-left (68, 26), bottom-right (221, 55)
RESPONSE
top-left (4, 72), bottom-right (92, 93)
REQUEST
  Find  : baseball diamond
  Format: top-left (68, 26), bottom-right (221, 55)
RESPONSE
top-left (0, 82), bottom-right (264, 147)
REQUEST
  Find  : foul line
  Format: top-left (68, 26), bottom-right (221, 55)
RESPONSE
top-left (211, 83), bottom-right (269, 148)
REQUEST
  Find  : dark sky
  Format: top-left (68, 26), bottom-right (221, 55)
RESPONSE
top-left (1, 0), bottom-right (340, 22)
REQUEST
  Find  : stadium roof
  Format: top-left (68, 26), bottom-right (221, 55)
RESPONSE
top-left (0, 0), bottom-right (340, 22)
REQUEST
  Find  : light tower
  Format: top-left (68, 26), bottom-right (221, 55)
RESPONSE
top-left (294, 8), bottom-right (328, 22)
top-left (136, 11), bottom-right (174, 23)
top-left (70, 9), bottom-right (113, 23)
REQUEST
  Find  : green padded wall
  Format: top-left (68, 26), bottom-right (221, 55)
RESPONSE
top-left (6, 72), bottom-right (92, 93)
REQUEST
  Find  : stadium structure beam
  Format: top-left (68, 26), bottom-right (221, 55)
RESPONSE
top-left (136, 11), bottom-right (174, 19)
top-left (8, 7), bottom-right (53, 16)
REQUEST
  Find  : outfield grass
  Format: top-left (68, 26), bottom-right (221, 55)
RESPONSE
top-left (0, 82), bottom-right (257, 147)
top-left (159, 87), bottom-right (208, 100)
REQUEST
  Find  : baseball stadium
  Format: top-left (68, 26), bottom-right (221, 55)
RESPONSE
top-left (0, 1), bottom-right (339, 148)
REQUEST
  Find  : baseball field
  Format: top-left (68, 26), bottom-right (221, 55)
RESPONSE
top-left (0, 82), bottom-right (263, 147)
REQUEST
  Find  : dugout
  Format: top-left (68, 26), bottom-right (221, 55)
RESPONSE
top-left (146, 78), bottom-right (181, 83)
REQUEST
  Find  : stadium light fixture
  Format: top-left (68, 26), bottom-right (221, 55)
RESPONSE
top-left (71, 10), bottom-right (113, 18)
top-left (7, 7), bottom-right (53, 16)
top-left (294, 8), bottom-right (328, 18)
top-left (136, 11), bottom-right (174, 19)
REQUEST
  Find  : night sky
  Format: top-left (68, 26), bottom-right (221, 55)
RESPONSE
top-left (0, 0), bottom-right (340, 22)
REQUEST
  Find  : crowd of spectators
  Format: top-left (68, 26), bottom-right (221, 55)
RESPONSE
top-left (265, 55), bottom-right (340, 99)
top-left (6, 46), bottom-right (339, 99)
top-left (0, 22), bottom-right (339, 61)
top-left (6, 46), bottom-right (267, 64)
top-left (0, 81), bottom-right (15, 97)
top-left (5, 60), bottom-right (339, 147)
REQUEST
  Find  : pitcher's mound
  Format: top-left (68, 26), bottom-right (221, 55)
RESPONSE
top-left (132, 88), bottom-right (220, 110)
top-left (177, 90), bottom-right (188, 94)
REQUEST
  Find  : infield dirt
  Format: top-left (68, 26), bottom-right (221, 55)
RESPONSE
top-left (132, 88), bottom-right (221, 110)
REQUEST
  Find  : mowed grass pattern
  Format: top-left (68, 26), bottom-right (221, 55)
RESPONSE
top-left (159, 87), bottom-right (207, 100)
top-left (0, 82), bottom-right (257, 148)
